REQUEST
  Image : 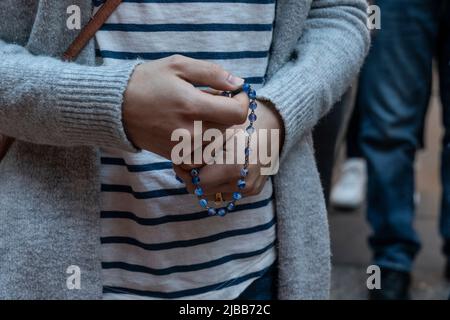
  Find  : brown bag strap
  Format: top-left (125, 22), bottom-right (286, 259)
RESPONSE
top-left (0, 0), bottom-right (122, 162)
top-left (63, 0), bottom-right (123, 61)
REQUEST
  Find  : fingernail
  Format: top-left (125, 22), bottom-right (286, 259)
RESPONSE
top-left (227, 74), bottom-right (244, 86)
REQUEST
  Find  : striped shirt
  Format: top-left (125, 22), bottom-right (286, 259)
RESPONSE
top-left (95, 0), bottom-right (277, 300)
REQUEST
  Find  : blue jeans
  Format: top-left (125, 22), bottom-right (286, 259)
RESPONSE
top-left (236, 264), bottom-right (277, 300)
top-left (358, 0), bottom-right (450, 272)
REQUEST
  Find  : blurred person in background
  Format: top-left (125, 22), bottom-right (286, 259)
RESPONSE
top-left (329, 99), bottom-right (367, 211)
top-left (355, 0), bottom-right (450, 300)
top-left (330, 0), bottom-right (377, 211)
top-left (313, 88), bottom-right (358, 206)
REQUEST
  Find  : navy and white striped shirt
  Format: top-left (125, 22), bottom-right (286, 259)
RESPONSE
top-left (95, 0), bottom-right (277, 299)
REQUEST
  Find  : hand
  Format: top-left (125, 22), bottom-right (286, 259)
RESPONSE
top-left (123, 55), bottom-right (249, 159)
top-left (174, 99), bottom-right (284, 200)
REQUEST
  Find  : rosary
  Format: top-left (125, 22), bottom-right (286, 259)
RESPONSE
top-left (190, 83), bottom-right (257, 217)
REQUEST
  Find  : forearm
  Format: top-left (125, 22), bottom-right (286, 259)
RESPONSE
top-left (0, 39), bottom-right (140, 151)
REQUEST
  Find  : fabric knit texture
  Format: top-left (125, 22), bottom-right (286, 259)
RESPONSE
top-left (0, 0), bottom-right (370, 299)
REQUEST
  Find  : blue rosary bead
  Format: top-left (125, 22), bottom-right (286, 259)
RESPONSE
top-left (191, 83), bottom-right (256, 217)
top-left (242, 83), bottom-right (251, 94)
top-left (249, 101), bottom-right (257, 110)
top-left (217, 208), bottom-right (227, 217)
top-left (208, 208), bottom-right (217, 216)
top-left (232, 192), bottom-right (242, 201)
top-left (194, 187), bottom-right (204, 197)
top-left (227, 202), bottom-right (236, 211)
top-left (192, 176), bottom-right (200, 185)
top-left (199, 198), bottom-right (208, 208)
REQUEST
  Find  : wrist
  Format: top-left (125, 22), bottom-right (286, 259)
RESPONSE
top-left (256, 100), bottom-right (285, 145)
top-left (260, 100), bottom-right (282, 129)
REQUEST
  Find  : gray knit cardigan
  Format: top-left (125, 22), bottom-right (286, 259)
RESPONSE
top-left (0, 0), bottom-right (370, 299)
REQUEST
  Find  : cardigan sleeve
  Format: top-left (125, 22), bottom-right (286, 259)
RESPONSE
top-left (258, 0), bottom-right (370, 160)
top-left (0, 39), bottom-right (140, 152)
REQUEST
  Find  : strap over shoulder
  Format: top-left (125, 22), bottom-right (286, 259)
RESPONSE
top-left (63, 0), bottom-right (123, 61)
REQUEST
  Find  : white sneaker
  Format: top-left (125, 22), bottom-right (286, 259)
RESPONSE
top-left (330, 158), bottom-right (367, 210)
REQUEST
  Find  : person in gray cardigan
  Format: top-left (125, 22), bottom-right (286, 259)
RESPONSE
top-left (0, 0), bottom-right (370, 299)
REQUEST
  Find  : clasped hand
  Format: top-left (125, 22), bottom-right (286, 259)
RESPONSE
top-left (123, 55), bottom-right (283, 201)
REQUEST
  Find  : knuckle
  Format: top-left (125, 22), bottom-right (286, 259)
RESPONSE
top-left (179, 95), bottom-right (199, 118)
top-left (178, 97), bottom-right (190, 111)
top-left (167, 54), bottom-right (186, 70)
top-left (185, 101), bottom-right (200, 119)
